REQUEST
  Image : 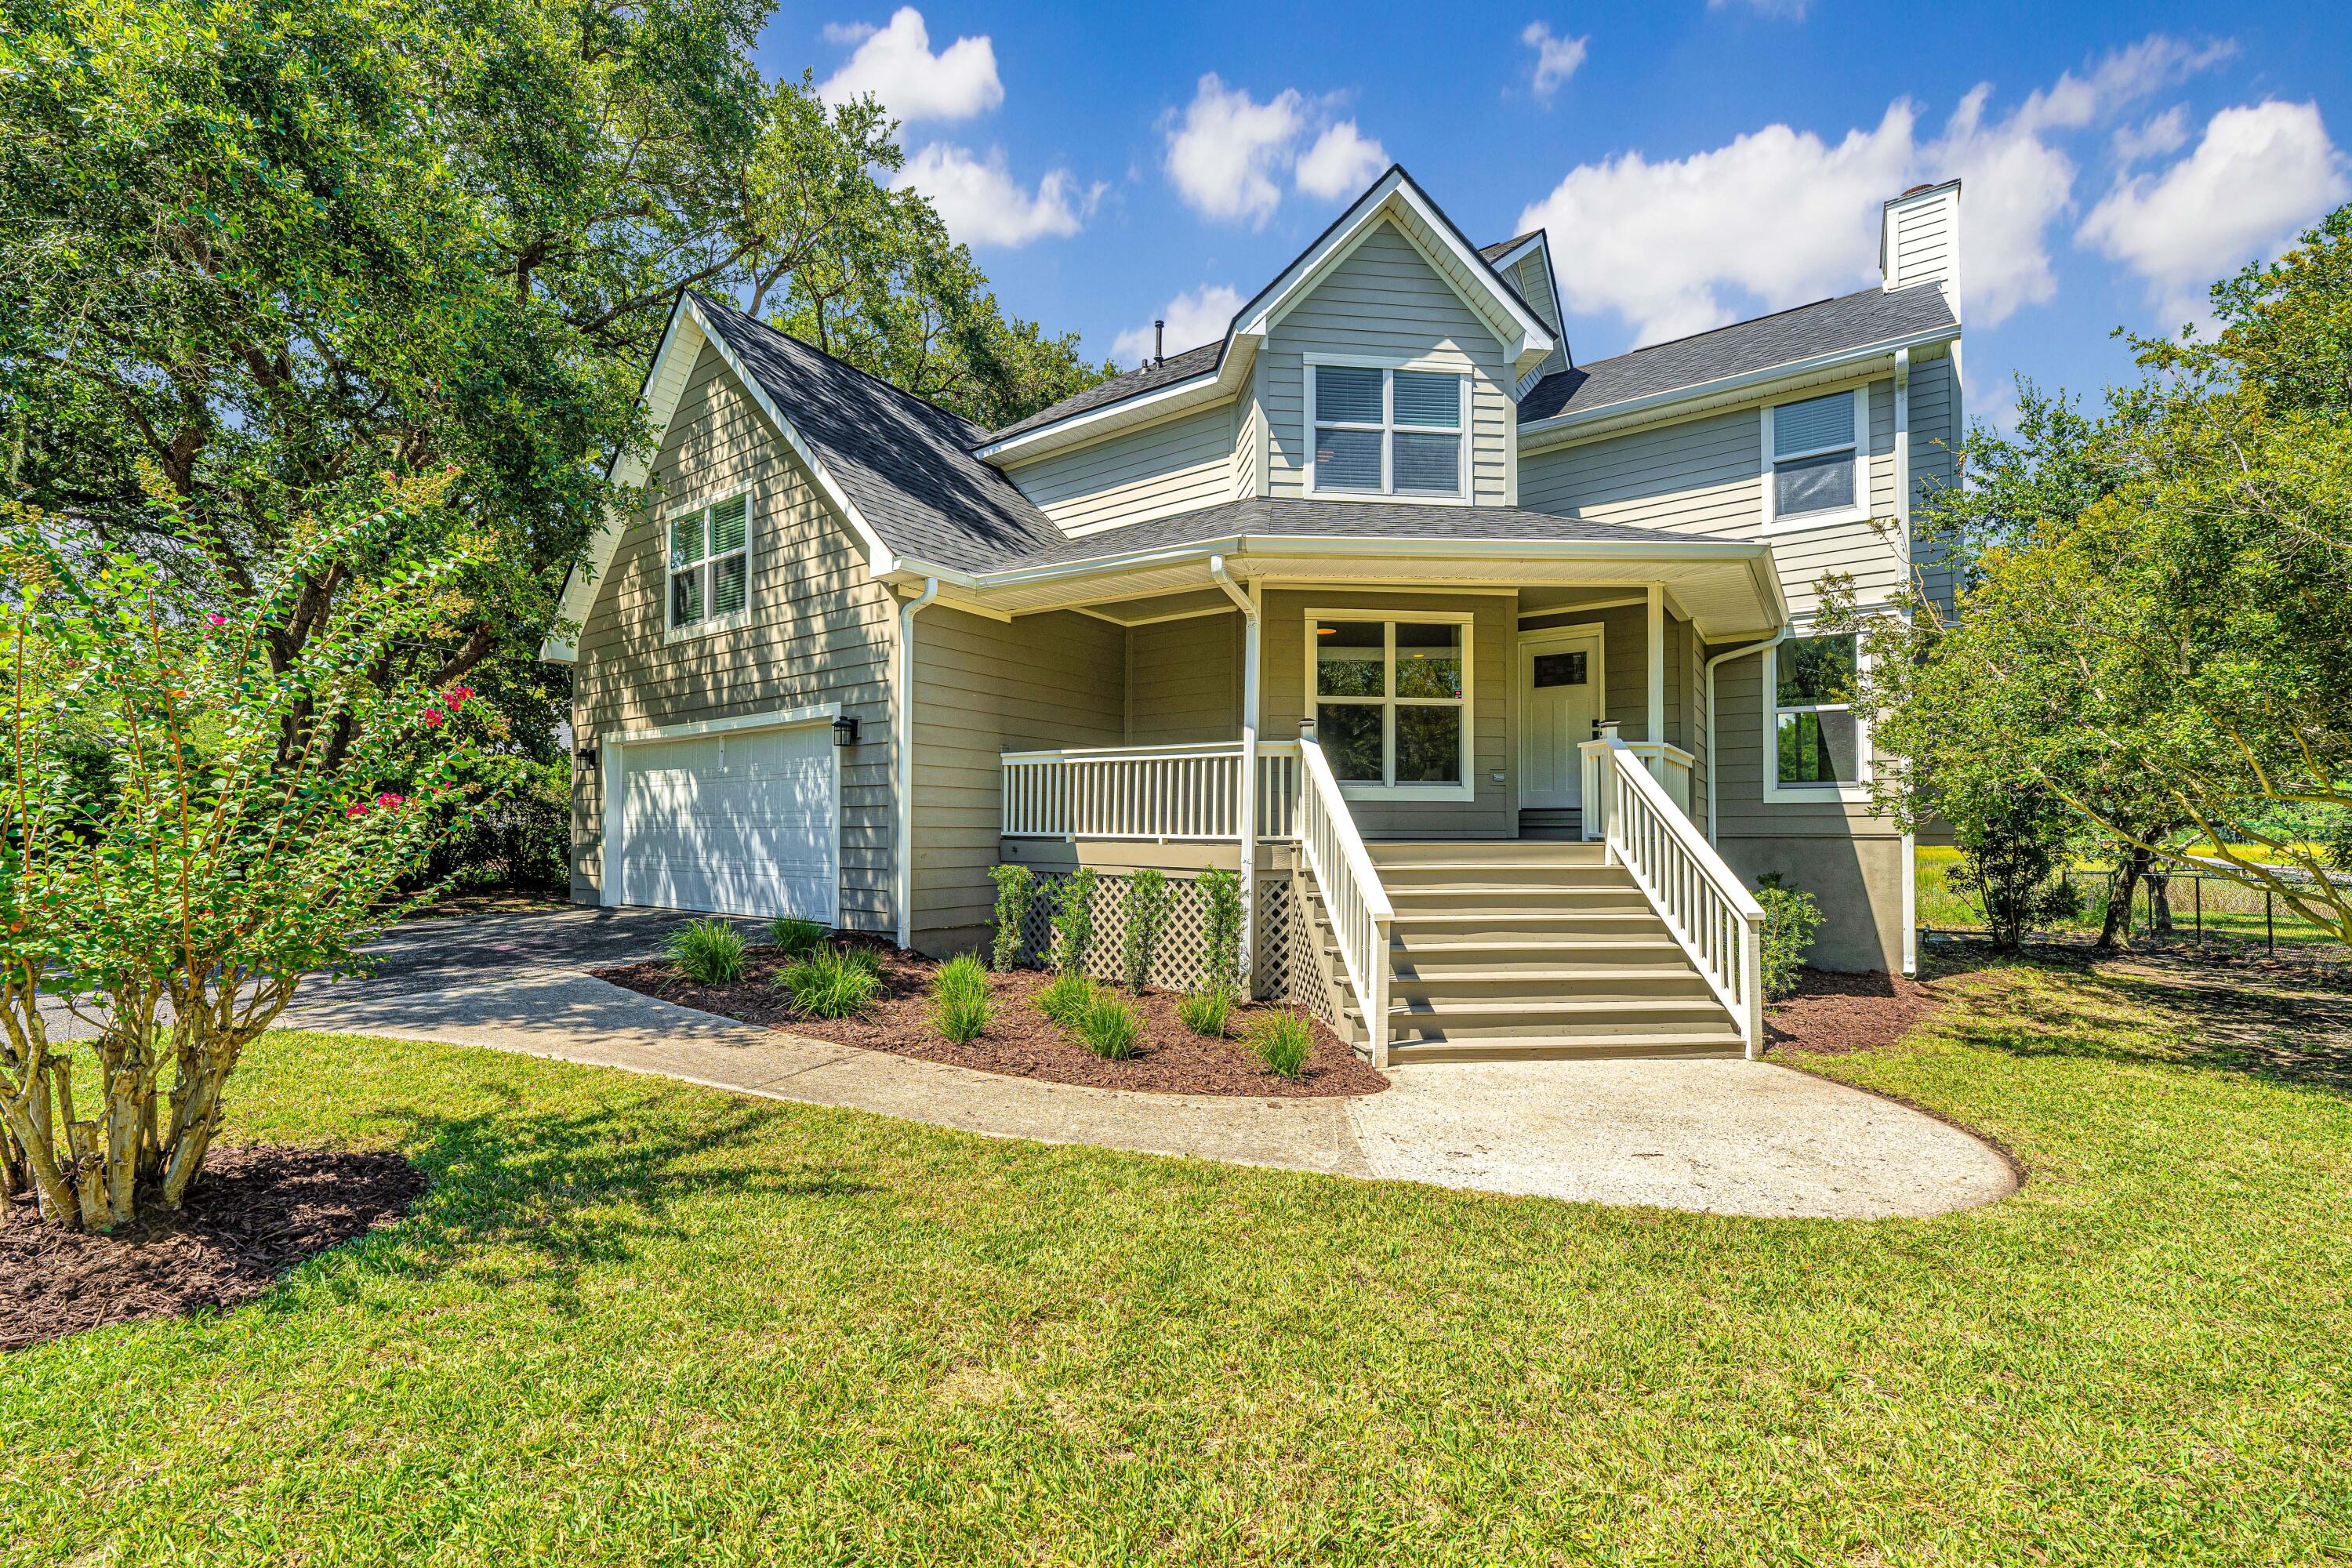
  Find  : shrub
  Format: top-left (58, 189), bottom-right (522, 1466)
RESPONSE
top-left (1051, 867), bottom-right (1097, 976)
top-left (665, 919), bottom-right (748, 985)
top-left (767, 916), bottom-right (829, 958)
top-left (1076, 989), bottom-right (1142, 1060)
top-left (1247, 1010), bottom-right (1313, 1078)
top-left (987, 863), bottom-right (1036, 970)
top-left (1122, 869), bottom-right (1170, 992)
top-left (931, 954), bottom-right (993, 1044)
top-left (410, 753), bottom-right (571, 894)
top-left (1754, 875), bottom-right (1824, 1001)
top-left (778, 944), bottom-right (881, 1018)
top-left (1945, 782), bottom-right (2082, 951)
top-left (1177, 985), bottom-right (1232, 1039)
top-left (1036, 970), bottom-right (1094, 1028)
top-left (1197, 865), bottom-right (1243, 996)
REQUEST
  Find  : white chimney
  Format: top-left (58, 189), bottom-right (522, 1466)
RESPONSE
top-left (1879, 180), bottom-right (1961, 317)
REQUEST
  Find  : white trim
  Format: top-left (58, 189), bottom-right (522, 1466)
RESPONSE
top-left (600, 702), bottom-right (845, 925)
top-left (1519, 594), bottom-right (1650, 620)
top-left (661, 487), bottom-right (755, 644)
top-left (1304, 607), bottom-right (1476, 802)
top-left (977, 361), bottom-right (1243, 465)
top-left (1513, 621), bottom-right (1606, 811)
top-left (1304, 356), bottom-right (1470, 504)
top-left (1760, 383), bottom-right (1870, 534)
top-left (1762, 628), bottom-right (1873, 805)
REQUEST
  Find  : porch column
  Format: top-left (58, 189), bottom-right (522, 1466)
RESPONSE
top-left (1645, 583), bottom-right (1666, 786)
top-left (1210, 556), bottom-right (1259, 985)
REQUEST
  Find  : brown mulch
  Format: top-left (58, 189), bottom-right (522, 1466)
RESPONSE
top-left (597, 942), bottom-right (1387, 1098)
top-left (1766, 967), bottom-right (1947, 1055)
top-left (1, 1145), bottom-right (426, 1354)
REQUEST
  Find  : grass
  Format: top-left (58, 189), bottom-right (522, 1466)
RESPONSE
top-left (766, 915), bottom-right (829, 958)
top-left (1074, 987), bottom-right (1142, 1060)
top-left (775, 942), bottom-right (881, 1019)
top-left (1244, 1008), bottom-right (1312, 1077)
top-left (5, 960), bottom-right (2351, 1563)
top-left (1917, 844), bottom-right (2345, 954)
top-left (931, 953), bottom-right (993, 1044)
top-left (1035, 969), bottom-right (1094, 1028)
top-left (662, 918), bottom-right (746, 985)
top-left (1176, 984), bottom-right (1232, 1039)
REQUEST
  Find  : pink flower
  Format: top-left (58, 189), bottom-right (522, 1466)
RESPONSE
top-left (421, 706), bottom-right (445, 728)
top-left (346, 801), bottom-right (370, 819)
top-left (205, 613), bottom-right (227, 628)
top-left (442, 684), bottom-right (475, 710)
top-left (376, 791), bottom-right (406, 810)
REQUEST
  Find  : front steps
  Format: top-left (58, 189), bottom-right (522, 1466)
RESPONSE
top-left (1305, 840), bottom-right (1744, 1065)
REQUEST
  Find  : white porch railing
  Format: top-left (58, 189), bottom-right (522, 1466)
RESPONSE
top-left (1579, 731), bottom-right (1694, 824)
top-left (1001, 740), bottom-right (1300, 841)
top-left (1296, 730), bottom-right (1394, 1067)
top-left (1580, 733), bottom-right (1766, 1057)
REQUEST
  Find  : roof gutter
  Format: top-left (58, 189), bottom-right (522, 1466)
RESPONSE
top-left (1516, 324), bottom-right (1958, 449)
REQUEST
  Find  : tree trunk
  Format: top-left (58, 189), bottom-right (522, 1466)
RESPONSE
top-left (2097, 847), bottom-right (2152, 951)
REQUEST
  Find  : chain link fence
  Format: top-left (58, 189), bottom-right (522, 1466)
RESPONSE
top-left (1920, 862), bottom-right (2349, 972)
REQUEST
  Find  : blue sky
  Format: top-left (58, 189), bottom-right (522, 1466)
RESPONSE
top-left (756, 2), bottom-right (2352, 430)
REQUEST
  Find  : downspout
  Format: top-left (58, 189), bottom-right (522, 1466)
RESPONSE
top-left (1704, 627), bottom-right (1792, 842)
top-left (1894, 347), bottom-right (1918, 976)
top-left (895, 577), bottom-right (940, 950)
top-left (1208, 555), bottom-right (1258, 984)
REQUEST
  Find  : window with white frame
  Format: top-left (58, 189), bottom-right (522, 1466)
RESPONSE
top-left (1771, 633), bottom-right (1862, 790)
top-left (1762, 389), bottom-right (1864, 527)
top-left (1310, 364), bottom-right (1465, 498)
top-left (1309, 614), bottom-right (1471, 793)
top-left (668, 492), bottom-right (750, 632)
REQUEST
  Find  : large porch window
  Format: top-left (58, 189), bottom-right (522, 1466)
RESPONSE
top-left (1309, 612), bottom-right (1472, 799)
top-left (1768, 632), bottom-right (1866, 798)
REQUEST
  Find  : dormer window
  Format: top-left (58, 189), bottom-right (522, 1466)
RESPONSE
top-left (1308, 361), bottom-right (1466, 500)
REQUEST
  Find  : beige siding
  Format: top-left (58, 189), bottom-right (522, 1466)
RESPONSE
top-left (1260, 222), bottom-right (1513, 506)
top-left (571, 341), bottom-right (897, 931)
top-left (1001, 401), bottom-right (1236, 537)
top-left (909, 607), bottom-right (1124, 953)
top-left (1260, 590), bottom-right (1513, 838)
top-left (1127, 613), bottom-right (1240, 743)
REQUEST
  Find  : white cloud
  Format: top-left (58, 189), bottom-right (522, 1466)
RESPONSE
top-left (1521, 22), bottom-right (1588, 100)
top-left (2080, 100), bottom-right (2350, 325)
top-left (895, 144), bottom-right (1099, 247)
top-left (2113, 106), bottom-right (2190, 165)
top-left (1297, 122), bottom-right (1388, 200)
top-left (1162, 74), bottom-right (1388, 223)
top-left (1112, 284), bottom-right (1244, 365)
top-left (1513, 33), bottom-right (2245, 347)
top-left (818, 8), bottom-right (1003, 125)
top-left (1165, 75), bottom-right (1308, 226)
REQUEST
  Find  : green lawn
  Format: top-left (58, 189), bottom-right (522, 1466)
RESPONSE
top-left (1915, 844), bottom-right (2344, 954)
top-left (5, 962), bottom-right (2351, 1564)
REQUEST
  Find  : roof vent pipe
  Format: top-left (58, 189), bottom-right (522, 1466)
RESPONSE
top-left (1153, 320), bottom-right (1164, 368)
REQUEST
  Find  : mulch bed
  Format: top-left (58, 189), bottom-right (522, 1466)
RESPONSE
top-left (1766, 967), bottom-right (1946, 1055)
top-left (597, 941), bottom-right (1388, 1098)
top-left (2, 1145), bottom-right (426, 1354)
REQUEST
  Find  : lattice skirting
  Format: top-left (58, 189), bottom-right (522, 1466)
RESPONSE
top-left (1006, 867), bottom-right (1323, 1011)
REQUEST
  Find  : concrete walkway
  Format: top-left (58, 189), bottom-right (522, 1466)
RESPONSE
top-left (274, 909), bottom-right (2017, 1220)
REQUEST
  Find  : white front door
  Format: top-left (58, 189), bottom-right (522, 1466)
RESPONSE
top-left (616, 720), bottom-right (839, 921)
top-left (1519, 630), bottom-right (1604, 810)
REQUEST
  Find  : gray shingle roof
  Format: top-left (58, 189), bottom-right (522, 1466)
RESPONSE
top-left (991, 497), bottom-right (1672, 571)
top-left (1519, 283), bottom-right (1958, 425)
top-left (692, 296), bottom-right (1065, 574)
top-left (1478, 231), bottom-right (1541, 262)
top-left (982, 340), bottom-right (1224, 445)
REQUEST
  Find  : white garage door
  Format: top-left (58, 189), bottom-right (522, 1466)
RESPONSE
top-left (616, 721), bottom-right (838, 921)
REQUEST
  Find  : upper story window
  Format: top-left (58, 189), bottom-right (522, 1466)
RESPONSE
top-left (1309, 363), bottom-right (1465, 500)
top-left (1762, 388), bottom-right (1866, 530)
top-left (667, 492), bottom-right (750, 636)
top-left (1767, 632), bottom-right (1867, 800)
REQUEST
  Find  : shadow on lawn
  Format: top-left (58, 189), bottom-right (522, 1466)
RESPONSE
top-left (289, 1088), bottom-right (880, 1316)
top-left (1926, 948), bottom-right (2352, 1093)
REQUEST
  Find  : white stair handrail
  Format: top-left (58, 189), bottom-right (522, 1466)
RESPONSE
top-left (1294, 729), bottom-right (1395, 1069)
top-left (1581, 735), bottom-right (1768, 1057)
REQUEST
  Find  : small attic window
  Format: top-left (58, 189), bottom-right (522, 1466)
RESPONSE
top-left (666, 492), bottom-right (751, 637)
top-left (1309, 363), bottom-right (1466, 500)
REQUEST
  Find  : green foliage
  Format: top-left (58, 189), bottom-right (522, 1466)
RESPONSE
top-left (665, 920), bottom-right (748, 985)
top-left (1753, 875), bottom-right (1824, 1001)
top-left (986, 863), bottom-right (1035, 971)
top-left (412, 755), bottom-right (572, 893)
top-left (1051, 869), bottom-right (1097, 977)
top-left (1076, 989), bottom-right (1142, 1061)
top-left (1944, 788), bottom-right (2082, 950)
top-left (1823, 201), bottom-right (2352, 948)
top-left (776, 945), bottom-right (881, 1020)
top-left (1120, 869), bottom-right (1170, 993)
top-left (0, 482), bottom-right (476, 1227)
top-left (1246, 1010), bottom-right (1313, 1079)
top-left (1036, 971), bottom-right (1094, 1029)
top-left (767, 916), bottom-right (829, 958)
top-left (1197, 866), bottom-right (1244, 996)
top-left (931, 954), bottom-right (993, 1044)
top-left (1177, 986), bottom-right (1233, 1039)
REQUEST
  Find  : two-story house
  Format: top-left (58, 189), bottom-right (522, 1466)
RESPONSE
top-left (543, 165), bottom-right (1963, 1068)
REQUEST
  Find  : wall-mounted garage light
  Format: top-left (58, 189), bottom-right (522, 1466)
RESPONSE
top-left (831, 714), bottom-right (860, 748)
top-left (575, 743), bottom-right (599, 770)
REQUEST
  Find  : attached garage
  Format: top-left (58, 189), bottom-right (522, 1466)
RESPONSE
top-left (604, 710), bottom-right (840, 923)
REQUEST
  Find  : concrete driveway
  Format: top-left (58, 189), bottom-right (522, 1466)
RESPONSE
top-left (249, 905), bottom-right (2016, 1219)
